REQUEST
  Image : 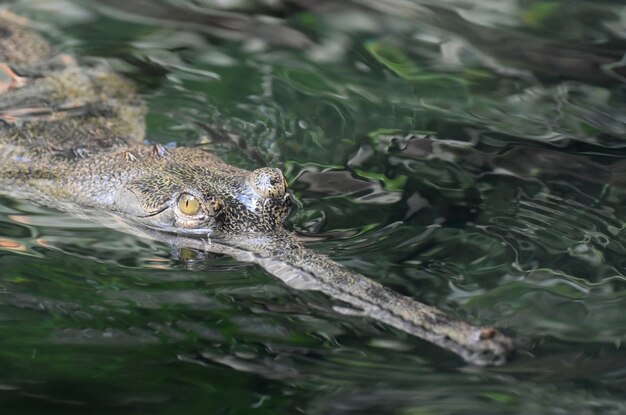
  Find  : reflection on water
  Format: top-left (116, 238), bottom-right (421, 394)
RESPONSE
top-left (2, 0), bottom-right (626, 413)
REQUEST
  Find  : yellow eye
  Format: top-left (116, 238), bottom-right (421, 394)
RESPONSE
top-left (178, 193), bottom-right (201, 216)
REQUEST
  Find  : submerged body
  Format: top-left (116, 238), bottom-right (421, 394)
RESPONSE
top-left (0, 11), bottom-right (513, 365)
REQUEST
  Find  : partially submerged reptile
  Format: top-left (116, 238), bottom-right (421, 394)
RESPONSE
top-left (0, 11), bottom-right (514, 365)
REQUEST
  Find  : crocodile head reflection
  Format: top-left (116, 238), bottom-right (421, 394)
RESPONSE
top-left (111, 146), bottom-right (293, 235)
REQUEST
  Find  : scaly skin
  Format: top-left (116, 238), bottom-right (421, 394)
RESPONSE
top-left (0, 11), bottom-right (514, 365)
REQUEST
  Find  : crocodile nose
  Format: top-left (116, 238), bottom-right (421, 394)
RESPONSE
top-left (247, 167), bottom-right (288, 199)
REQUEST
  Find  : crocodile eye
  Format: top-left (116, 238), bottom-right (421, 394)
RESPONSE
top-left (248, 167), bottom-right (288, 198)
top-left (178, 193), bottom-right (201, 216)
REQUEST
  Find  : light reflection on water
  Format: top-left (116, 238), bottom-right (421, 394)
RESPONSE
top-left (1, 0), bottom-right (626, 413)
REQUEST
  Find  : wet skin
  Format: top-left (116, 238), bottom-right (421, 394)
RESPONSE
top-left (0, 11), bottom-right (514, 365)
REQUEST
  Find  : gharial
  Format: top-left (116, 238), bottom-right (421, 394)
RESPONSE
top-left (0, 10), bottom-right (514, 366)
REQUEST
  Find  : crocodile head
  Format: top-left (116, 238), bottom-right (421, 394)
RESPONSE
top-left (108, 146), bottom-right (293, 236)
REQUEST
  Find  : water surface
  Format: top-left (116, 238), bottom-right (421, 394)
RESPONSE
top-left (2, 0), bottom-right (626, 413)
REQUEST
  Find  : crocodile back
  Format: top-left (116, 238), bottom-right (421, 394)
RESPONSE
top-left (0, 10), bottom-right (146, 163)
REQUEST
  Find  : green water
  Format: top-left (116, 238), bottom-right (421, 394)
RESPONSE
top-left (2, 0), bottom-right (626, 413)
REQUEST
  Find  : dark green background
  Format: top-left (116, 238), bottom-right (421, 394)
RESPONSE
top-left (1, 0), bottom-right (626, 413)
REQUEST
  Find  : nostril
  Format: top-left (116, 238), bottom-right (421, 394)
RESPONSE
top-left (247, 167), bottom-right (288, 198)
